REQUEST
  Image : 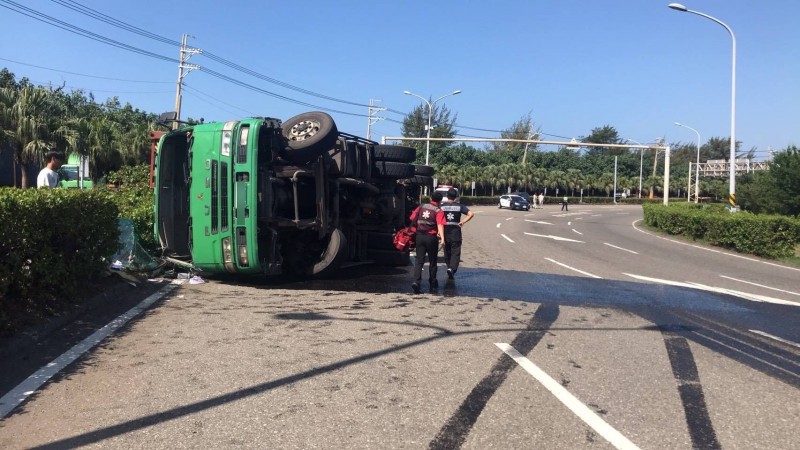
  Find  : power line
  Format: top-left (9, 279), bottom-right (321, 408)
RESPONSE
top-left (50, 0), bottom-right (388, 112)
top-left (0, 57), bottom-right (171, 84)
top-left (182, 84), bottom-right (259, 117)
top-left (0, 0), bottom-right (177, 64)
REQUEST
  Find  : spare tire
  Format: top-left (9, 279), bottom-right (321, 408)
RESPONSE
top-left (282, 112), bottom-right (338, 163)
top-left (373, 145), bottom-right (416, 163)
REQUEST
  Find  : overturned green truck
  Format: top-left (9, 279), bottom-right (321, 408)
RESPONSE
top-left (152, 111), bottom-right (433, 277)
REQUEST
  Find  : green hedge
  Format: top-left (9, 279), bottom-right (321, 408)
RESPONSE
top-left (642, 203), bottom-right (800, 259)
top-left (0, 188), bottom-right (120, 331)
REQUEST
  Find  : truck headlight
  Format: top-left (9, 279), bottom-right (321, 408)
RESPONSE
top-left (222, 237), bottom-right (235, 272)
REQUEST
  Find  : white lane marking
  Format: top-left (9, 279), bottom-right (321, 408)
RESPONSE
top-left (495, 343), bottom-right (640, 450)
top-left (0, 281), bottom-right (183, 419)
top-left (496, 223), bottom-right (502, 228)
top-left (576, 217), bottom-right (583, 220)
top-left (567, 221), bottom-right (572, 226)
top-left (632, 219), bottom-right (800, 273)
top-left (572, 229), bottom-right (583, 235)
top-left (501, 234), bottom-right (515, 243)
top-left (525, 220), bottom-right (553, 225)
top-left (525, 232), bottom-right (584, 243)
top-left (591, 214), bottom-right (602, 217)
top-left (720, 275), bottom-right (800, 297)
top-left (545, 258), bottom-right (602, 278)
top-left (525, 213), bottom-right (537, 217)
top-left (506, 217), bottom-right (514, 221)
top-left (748, 330), bottom-right (800, 348)
top-left (604, 243), bottom-right (639, 254)
top-left (623, 273), bottom-right (799, 307)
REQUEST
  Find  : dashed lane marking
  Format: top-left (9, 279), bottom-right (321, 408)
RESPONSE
top-left (501, 234), bottom-right (515, 243)
top-left (545, 258), bottom-right (602, 278)
top-left (495, 343), bottom-right (640, 450)
top-left (719, 275), bottom-right (800, 297)
top-left (604, 243), bottom-right (638, 254)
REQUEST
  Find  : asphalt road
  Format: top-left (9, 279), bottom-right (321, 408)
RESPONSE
top-left (0, 204), bottom-right (798, 449)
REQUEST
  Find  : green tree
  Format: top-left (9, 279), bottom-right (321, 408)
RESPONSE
top-left (401, 100), bottom-right (457, 164)
top-left (582, 125), bottom-right (623, 157)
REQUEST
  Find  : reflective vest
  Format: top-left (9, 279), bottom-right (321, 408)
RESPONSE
top-left (416, 202), bottom-right (440, 233)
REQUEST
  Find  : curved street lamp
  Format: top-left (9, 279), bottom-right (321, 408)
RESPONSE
top-left (668, 3), bottom-right (737, 208)
top-left (674, 122), bottom-right (701, 203)
top-left (403, 89), bottom-right (461, 166)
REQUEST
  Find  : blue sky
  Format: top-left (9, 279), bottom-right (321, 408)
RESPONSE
top-left (0, 0), bottom-right (797, 159)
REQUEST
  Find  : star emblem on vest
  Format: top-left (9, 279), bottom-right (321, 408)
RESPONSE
top-left (422, 210), bottom-right (431, 219)
top-left (447, 212), bottom-right (455, 220)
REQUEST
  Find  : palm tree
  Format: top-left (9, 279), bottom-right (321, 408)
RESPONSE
top-left (87, 116), bottom-right (121, 183)
top-left (4, 86), bottom-right (57, 188)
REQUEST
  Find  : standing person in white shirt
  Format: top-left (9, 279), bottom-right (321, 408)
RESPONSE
top-left (538, 193), bottom-right (544, 209)
top-left (37, 149), bottom-right (64, 188)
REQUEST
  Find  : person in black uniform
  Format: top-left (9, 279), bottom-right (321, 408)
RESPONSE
top-left (410, 191), bottom-right (446, 293)
top-left (440, 188), bottom-right (474, 279)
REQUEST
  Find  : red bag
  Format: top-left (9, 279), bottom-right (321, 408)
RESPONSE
top-left (393, 225), bottom-right (416, 251)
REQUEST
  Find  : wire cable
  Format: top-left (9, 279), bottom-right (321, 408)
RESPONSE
top-left (0, 57), bottom-right (172, 84)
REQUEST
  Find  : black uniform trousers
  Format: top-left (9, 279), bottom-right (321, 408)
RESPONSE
top-left (443, 231), bottom-right (463, 274)
top-left (413, 232), bottom-right (440, 282)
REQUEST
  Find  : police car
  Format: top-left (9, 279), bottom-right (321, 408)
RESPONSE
top-left (498, 194), bottom-right (530, 211)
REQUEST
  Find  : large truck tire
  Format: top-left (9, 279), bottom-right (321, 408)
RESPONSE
top-left (373, 145), bottom-right (416, 163)
top-left (405, 175), bottom-right (433, 186)
top-left (282, 112), bottom-right (338, 163)
top-left (413, 164), bottom-right (434, 176)
top-left (373, 161), bottom-right (415, 179)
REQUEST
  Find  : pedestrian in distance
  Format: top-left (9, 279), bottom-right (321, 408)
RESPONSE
top-left (37, 149), bottom-right (64, 189)
top-left (561, 195), bottom-right (569, 211)
top-left (410, 190), bottom-right (446, 293)
top-left (440, 188), bottom-right (474, 280)
top-left (538, 193), bottom-right (544, 209)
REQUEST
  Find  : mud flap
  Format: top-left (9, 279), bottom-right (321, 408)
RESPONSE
top-left (312, 228), bottom-right (348, 276)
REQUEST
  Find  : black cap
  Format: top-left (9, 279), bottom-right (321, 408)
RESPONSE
top-left (431, 191), bottom-right (443, 202)
top-left (447, 188), bottom-right (458, 199)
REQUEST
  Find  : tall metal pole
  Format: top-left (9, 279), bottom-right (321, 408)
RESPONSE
top-left (674, 122), bottom-right (701, 203)
top-left (669, 3), bottom-right (736, 208)
top-left (625, 139), bottom-right (645, 199)
top-left (613, 156), bottom-right (618, 204)
top-left (403, 90), bottom-right (461, 166)
top-left (172, 34), bottom-right (200, 130)
top-left (366, 98), bottom-right (384, 140)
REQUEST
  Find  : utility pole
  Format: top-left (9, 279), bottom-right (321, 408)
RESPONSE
top-left (173, 34), bottom-right (201, 130)
top-left (366, 98), bottom-right (385, 140)
top-left (521, 131), bottom-right (540, 165)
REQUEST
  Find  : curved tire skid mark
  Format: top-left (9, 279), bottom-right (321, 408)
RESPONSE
top-left (429, 303), bottom-right (559, 450)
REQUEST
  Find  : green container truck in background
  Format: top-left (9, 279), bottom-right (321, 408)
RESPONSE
top-left (151, 111), bottom-right (431, 278)
top-left (58, 154), bottom-right (93, 189)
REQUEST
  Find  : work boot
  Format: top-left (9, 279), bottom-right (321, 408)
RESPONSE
top-left (430, 278), bottom-right (438, 289)
top-left (411, 282), bottom-right (420, 294)
top-left (447, 268), bottom-right (454, 279)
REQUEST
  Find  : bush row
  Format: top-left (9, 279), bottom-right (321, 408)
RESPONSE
top-left (0, 188), bottom-right (120, 333)
top-left (642, 203), bottom-right (800, 259)
top-left (458, 195), bottom-right (664, 206)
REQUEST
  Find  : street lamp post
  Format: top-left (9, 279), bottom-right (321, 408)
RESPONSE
top-left (403, 89), bottom-right (461, 166)
top-left (668, 3), bottom-right (737, 208)
top-left (674, 122), bottom-right (701, 203)
top-left (625, 139), bottom-right (645, 199)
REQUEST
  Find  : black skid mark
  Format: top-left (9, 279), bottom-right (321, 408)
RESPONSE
top-left (428, 303), bottom-right (559, 450)
top-left (659, 324), bottom-right (721, 450)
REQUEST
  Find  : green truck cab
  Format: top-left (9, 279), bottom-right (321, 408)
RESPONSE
top-left (58, 154), bottom-right (93, 189)
top-left (152, 111), bottom-right (430, 277)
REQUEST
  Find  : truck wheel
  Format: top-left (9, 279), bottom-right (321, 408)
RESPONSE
top-left (282, 228), bottom-right (348, 277)
top-left (413, 164), bottom-right (434, 176)
top-left (373, 145), bottom-right (416, 163)
top-left (374, 161), bottom-right (415, 179)
top-left (367, 249), bottom-right (410, 266)
top-left (282, 112), bottom-right (338, 163)
top-left (406, 175), bottom-right (433, 186)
